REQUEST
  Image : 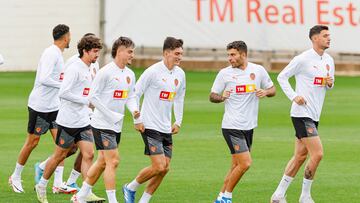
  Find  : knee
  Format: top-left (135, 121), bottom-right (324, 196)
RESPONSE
top-left (153, 164), bottom-right (167, 175)
top-left (294, 154), bottom-right (307, 164)
top-left (82, 151), bottom-right (94, 162)
top-left (27, 137), bottom-right (40, 149)
top-left (108, 157), bottom-right (120, 168)
top-left (311, 151), bottom-right (323, 163)
top-left (241, 159), bottom-right (252, 171)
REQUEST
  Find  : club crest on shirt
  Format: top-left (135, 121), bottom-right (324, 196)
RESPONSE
top-left (126, 76), bottom-right (131, 84)
top-left (59, 72), bottom-right (64, 81)
top-left (326, 64), bottom-right (330, 71)
top-left (250, 73), bottom-right (255, 80)
top-left (174, 79), bottom-right (179, 87)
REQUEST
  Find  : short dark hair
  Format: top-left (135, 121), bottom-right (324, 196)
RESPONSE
top-left (77, 36), bottom-right (103, 58)
top-left (227, 41), bottom-right (247, 54)
top-left (53, 24), bottom-right (70, 40)
top-left (163, 37), bottom-right (183, 52)
top-left (111, 36), bottom-right (135, 58)
top-left (309, 25), bottom-right (329, 40)
top-left (83, 33), bottom-right (95, 37)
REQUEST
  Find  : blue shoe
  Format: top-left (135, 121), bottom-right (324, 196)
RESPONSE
top-left (214, 200), bottom-right (221, 203)
top-left (34, 162), bottom-right (43, 184)
top-left (221, 196), bottom-right (232, 203)
top-left (122, 184), bottom-right (136, 203)
top-left (67, 182), bottom-right (80, 192)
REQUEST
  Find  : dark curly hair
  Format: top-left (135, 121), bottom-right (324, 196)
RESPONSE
top-left (77, 36), bottom-right (103, 58)
top-left (226, 41), bottom-right (247, 54)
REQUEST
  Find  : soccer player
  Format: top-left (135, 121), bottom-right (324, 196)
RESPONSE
top-left (71, 36), bottom-right (139, 203)
top-left (270, 25), bottom-right (334, 203)
top-left (122, 37), bottom-right (186, 203)
top-left (35, 35), bottom-right (102, 203)
top-left (210, 41), bottom-right (276, 203)
top-left (8, 24), bottom-right (71, 193)
top-left (34, 33), bottom-right (100, 192)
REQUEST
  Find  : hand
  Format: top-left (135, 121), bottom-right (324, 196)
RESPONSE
top-left (255, 88), bottom-right (267, 98)
top-left (325, 76), bottom-right (333, 88)
top-left (222, 90), bottom-right (231, 100)
top-left (133, 110), bottom-right (140, 119)
top-left (171, 124), bottom-right (180, 135)
top-left (293, 96), bottom-right (307, 105)
top-left (134, 123), bottom-right (145, 133)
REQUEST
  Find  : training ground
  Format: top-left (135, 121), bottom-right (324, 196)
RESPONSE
top-left (0, 70), bottom-right (359, 202)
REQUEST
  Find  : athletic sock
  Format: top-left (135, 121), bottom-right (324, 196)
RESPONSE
top-left (274, 174), bottom-right (294, 197)
top-left (66, 169), bottom-right (81, 185)
top-left (127, 179), bottom-right (140, 191)
top-left (139, 192), bottom-right (152, 203)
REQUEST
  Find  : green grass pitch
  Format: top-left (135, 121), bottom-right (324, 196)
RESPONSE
top-left (0, 70), bottom-right (359, 202)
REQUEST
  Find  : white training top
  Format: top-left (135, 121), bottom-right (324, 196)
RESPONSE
top-left (211, 62), bottom-right (274, 130)
top-left (277, 48), bottom-right (335, 122)
top-left (135, 61), bottom-right (186, 134)
top-left (28, 45), bottom-right (64, 112)
top-left (65, 54), bottom-right (99, 80)
top-left (56, 58), bottom-right (91, 128)
top-left (89, 62), bottom-right (138, 133)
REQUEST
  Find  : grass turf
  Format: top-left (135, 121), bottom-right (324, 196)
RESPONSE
top-left (0, 70), bottom-right (359, 202)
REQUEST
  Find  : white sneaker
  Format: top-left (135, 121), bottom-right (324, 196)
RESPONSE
top-left (8, 175), bottom-right (24, 193)
top-left (52, 182), bottom-right (77, 194)
top-left (35, 184), bottom-right (48, 203)
top-left (71, 194), bottom-right (86, 203)
top-left (299, 195), bottom-right (315, 203)
top-left (270, 194), bottom-right (287, 203)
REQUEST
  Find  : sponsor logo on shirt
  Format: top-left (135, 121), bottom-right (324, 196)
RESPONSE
top-left (235, 84), bottom-right (256, 94)
top-left (83, 88), bottom-right (90, 96)
top-left (113, 90), bottom-right (128, 99)
top-left (159, 91), bottom-right (176, 101)
top-left (59, 72), bottom-right (64, 81)
top-left (313, 77), bottom-right (326, 86)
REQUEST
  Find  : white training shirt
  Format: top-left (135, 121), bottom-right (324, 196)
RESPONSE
top-left (135, 60), bottom-right (186, 134)
top-left (56, 58), bottom-right (92, 128)
top-left (211, 62), bottom-right (274, 130)
top-left (277, 48), bottom-right (335, 122)
top-left (65, 54), bottom-right (99, 80)
top-left (89, 62), bottom-right (138, 133)
top-left (28, 45), bottom-right (64, 112)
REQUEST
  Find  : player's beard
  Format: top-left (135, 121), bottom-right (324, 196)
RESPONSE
top-left (65, 42), bottom-right (70, 49)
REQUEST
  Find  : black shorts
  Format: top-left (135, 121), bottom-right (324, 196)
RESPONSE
top-left (92, 127), bottom-right (121, 150)
top-left (291, 117), bottom-right (319, 139)
top-left (222, 129), bottom-right (253, 154)
top-left (55, 125), bottom-right (93, 149)
top-left (141, 129), bottom-right (173, 158)
top-left (27, 107), bottom-right (58, 135)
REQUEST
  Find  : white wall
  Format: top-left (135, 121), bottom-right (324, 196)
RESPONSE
top-left (0, 0), bottom-right (100, 71)
top-left (105, 0), bottom-right (360, 53)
